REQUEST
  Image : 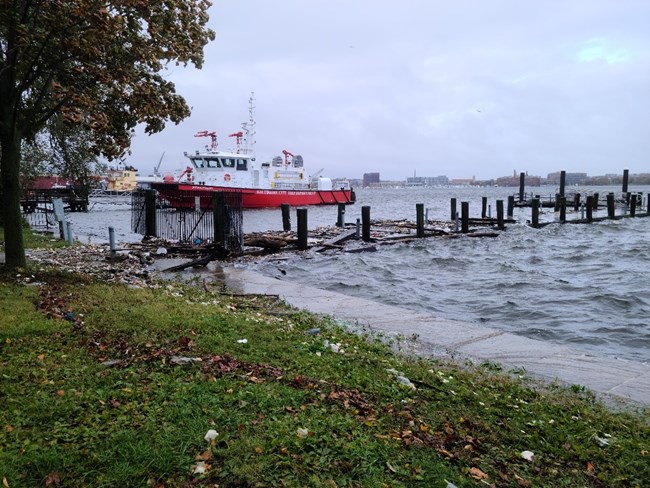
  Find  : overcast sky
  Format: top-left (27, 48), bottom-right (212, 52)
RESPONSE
top-left (128, 0), bottom-right (650, 181)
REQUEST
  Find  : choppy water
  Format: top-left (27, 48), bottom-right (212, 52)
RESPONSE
top-left (64, 185), bottom-right (650, 363)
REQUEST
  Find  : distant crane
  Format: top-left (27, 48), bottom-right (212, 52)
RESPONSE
top-left (154, 152), bottom-right (165, 176)
top-left (282, 149), bottom-right (294, 166)
top-left (194, 131), bottom-right (217, 151)
top-left (228, 131), bottom-right (244, 153)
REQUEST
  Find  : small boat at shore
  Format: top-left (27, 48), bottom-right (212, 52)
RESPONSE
top-left (151, 94), bottom-right (355, 209)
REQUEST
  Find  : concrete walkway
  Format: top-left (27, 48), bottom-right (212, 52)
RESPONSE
top-left (223, 267), bottom-right (650, 405)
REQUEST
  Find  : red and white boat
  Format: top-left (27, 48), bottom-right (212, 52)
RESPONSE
top-left (152, 94), bottom-right (355, 209)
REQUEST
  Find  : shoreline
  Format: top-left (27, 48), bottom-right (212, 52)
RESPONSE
top-left (7, 244), bottom-right (649, 407)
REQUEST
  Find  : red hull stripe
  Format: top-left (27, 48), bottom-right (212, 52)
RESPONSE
top-left (155, 184), bottom-right (353, 209)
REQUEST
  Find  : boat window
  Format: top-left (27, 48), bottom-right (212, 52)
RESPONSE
top-left (236, 158), bottom-right (248, 171)
top-left (222, 158), bottom-right (236, 169)
top-left (206, 157), bottom-right (220, 168)
top-left (190, 157), bottom-right (201, 168)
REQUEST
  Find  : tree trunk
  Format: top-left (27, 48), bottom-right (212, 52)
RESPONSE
top-left (0, 133), bottom-right (26, 269)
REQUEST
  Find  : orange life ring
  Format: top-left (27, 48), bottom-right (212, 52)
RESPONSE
top-left (224, 173), bottom-right (231, 182)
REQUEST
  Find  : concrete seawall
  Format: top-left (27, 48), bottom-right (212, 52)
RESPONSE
top-left (223, 267), bottom-right (650, 405)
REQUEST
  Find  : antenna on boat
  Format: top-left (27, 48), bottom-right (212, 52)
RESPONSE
top-left (194, 131), bottom-right (217, 151)
top-left (241, 92), bottom-right (256, 157)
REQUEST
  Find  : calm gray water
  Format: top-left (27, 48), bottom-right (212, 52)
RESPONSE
top-left (64, 185), bottom-right (650, 363)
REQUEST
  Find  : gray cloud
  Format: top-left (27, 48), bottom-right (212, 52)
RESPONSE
top-left (129, 0), bottom-right (650, 181)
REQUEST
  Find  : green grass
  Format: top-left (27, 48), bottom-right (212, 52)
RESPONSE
top-left (0, 223), bottom-right (67, 252)
top-left (0, 265), bottom-right (648, 486)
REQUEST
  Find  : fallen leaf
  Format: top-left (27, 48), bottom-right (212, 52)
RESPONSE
top-left (586, 462), bottom-right (595, 473)
top-left (195, 450), bottom-right (212, 461)
top-left (192, 461), bottom-right (209, 475)
top-left (4, 425), bottom-right (13, 433)
top-left (55, 390), bottom-right (65, 397)
top-left (2, 477), bottom-right (9, 488)
top-left (514, 474), bottom-right (530, 487)
top-left (44, 472), bottom-right (61, 486)
top-left (254, 447), bottom-right (263, 454)
top-left (469, 467), bottom-right (488, 480)
top-left (386, 461), bottom-right (397, 473)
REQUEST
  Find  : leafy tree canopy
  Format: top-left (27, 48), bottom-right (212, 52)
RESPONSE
top-left (0, 0), bottom-right (215, 268)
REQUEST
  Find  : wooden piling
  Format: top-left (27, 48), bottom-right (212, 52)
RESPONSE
top-left (416, 203), bottom-right (425, 238)
top-left (461, 202), bottom-right (469, 233)
top-left (281, 203), bottom-right (291, 231)
top-left (336, 203), bottom-right (346, 227)
top-left (586, 196), bottom-right (593, 222)
top-left (362, 206), bottom-right (371, 241)
top-left (519, 173), bottom-right (525, 202)
top-left (573, 193), bottom-right (581, 212)
top-left (592, 192), bottom-right (599, 210)
top-left (145, 189), bottom-right (157, 237)
top-left (496, 199), bottom-right (504, 230)
top-left (213, 192), bottom-right (225, 244)
top-left (481, 197), bottom-right (487, 218)
top-left (630, 194), bottom-right (637, 217)
top-left (554, 193), bottom-right (560, 212)
top-left (559, 170), bottom-right (566, 197)
top-left (297, 208), bottom-right (308, 250)
top-left (559, 196), bottom-right (567, 223)
top-left (606, 193), bottom-right (615, 219)
top-left (622, 168), bottom-right (629, 193)
top-left (507, 195), bottom-right (515, 218)
top-left (450, 198), bottom-right (457, 221)
top-left (531, 198), bottom-right (540, 228)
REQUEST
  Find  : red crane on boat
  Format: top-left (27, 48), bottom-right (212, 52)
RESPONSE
top-left (177, 166), bottom-right (194, 183)
top-left (282, 149), bottom-right (294, 166)
top-left (228, 131), bottom-right (244, 153)
top-left (194, 131), bottom-right (217, 151)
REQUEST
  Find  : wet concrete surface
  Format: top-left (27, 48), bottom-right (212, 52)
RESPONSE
top-left (222, 266), bottom-right (650, 406)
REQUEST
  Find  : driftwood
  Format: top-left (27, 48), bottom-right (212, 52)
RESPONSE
top-left (244, 236), bottom-right (291, 251)
top-left (163, 245), bottom-right (230, 272)
top-left (315, 229), bottom-right (359, 252)
top-left (345, 246), bottom-right (377, 253)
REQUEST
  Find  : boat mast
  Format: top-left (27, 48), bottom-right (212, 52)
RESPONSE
top-left (241, 92), bottom-right (256, 157)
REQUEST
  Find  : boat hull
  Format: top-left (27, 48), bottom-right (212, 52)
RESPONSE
top-left (151, 183), bottom-right (355, 209)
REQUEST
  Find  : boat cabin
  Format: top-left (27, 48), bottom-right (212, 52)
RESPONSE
top-left (187, 153), bottom-right (249, 172)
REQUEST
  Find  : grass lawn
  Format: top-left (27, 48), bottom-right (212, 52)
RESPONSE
top-left (0, 228), bottom-right (648, 487)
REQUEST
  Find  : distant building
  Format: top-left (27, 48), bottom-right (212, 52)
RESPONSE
top-left (362, 172), bottom-right (380, 187)
top-left (547, 171), bottom-right (588, 186)
top-left (449, 176), bottom-right (475, 186)
top-left (406, 175), bottom-right (449, 186)
top-left (496, 171), bottom-right (541, 187)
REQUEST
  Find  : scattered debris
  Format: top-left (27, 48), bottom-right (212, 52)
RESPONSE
top-left (204, 429), bottom-right (219, 442)
top-left (386, 368), bottom-right (416, 390)
top-left (521, 450), bottom-right (535, 461)
top-left (170, 356), bottom-right (202, 365)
